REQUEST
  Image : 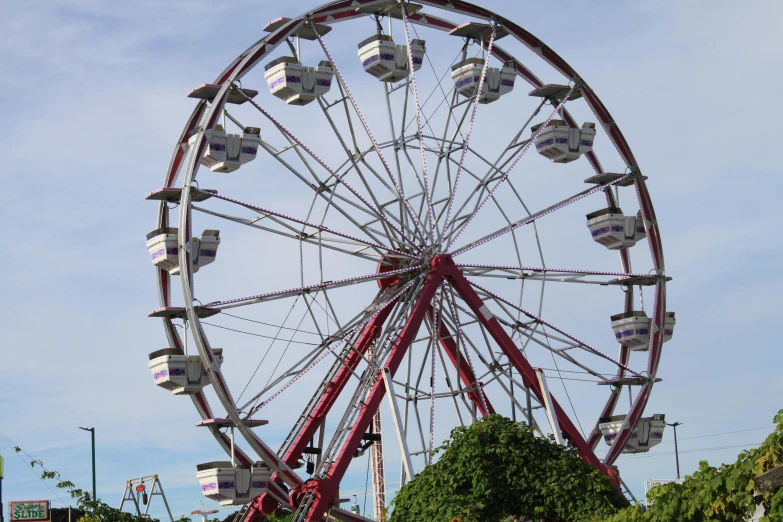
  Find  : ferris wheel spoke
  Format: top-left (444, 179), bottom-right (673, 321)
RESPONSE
top-left (440, 27), bottom-right (497, 243)
top-left (450, 172), bottom-right (631, 257)
top-left (381, 83), bottom-right (424, 246)
top-left (195, 190), bottom-right (418, 261)
top-left (253, 112), bottom-right (386, 232)
top-left (244, 277), bottom-right (424, 423)
top-left (205, 267), bottom-right (419, 310)
top-left (439, 282), bottom-right (493, 416)
top-left (275, 285), bottom-right (412, 458)
top-left (452, 285), bottom-right (611, 387)
top-left (467, 279), bottom-right (642, 379)
top-left (441, 285), bottom-right (544, 430)
top-left (444, 93), bottom-right (543, 234)
top-left (458, 264), bottom-right (652, 286)
top-left (315, 95), bottom-right (409, 249)
top-left (315, 28), bottom-right (430, 248)
top-left (192, 204), bottom-right (386, 264)
top-left (445, 86), bottom-right (576, 250)
top-left (255, 137), bottom-right (398, 250)
top-left (402, 7), bottom-right (438, 240)
top-left (238, 91), bottom-right (421, 251)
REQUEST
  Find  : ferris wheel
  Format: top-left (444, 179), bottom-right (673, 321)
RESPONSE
top-left (145, 1), bottom-right (674, 520)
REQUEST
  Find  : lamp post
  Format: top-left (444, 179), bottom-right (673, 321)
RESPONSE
top-left (79, 427), bottom-right (96, 501)
top-left (1, 454), bottom-right (5, 522)
top-left (666, 422), bottom-right (682, 480)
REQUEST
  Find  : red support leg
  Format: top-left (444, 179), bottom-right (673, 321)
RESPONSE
top-left (247, 298), bottom-right (397, 519)
top-left (429, 306), bottom-right (495, 417)
top-left (300, 260), bottom-right (447, 520)
top-left (443, 259), bottom-right (607, 474)
top-left (283, 301), bottom-right (397, 467)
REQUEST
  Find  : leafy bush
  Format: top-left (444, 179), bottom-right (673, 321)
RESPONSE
top-left (389, 414), bottom-right (627, 522)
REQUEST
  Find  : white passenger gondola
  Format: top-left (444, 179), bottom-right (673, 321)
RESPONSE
top-left (264, 57), bottom-right (334, 105)
top-left (599, 414), bottom-right (666, 454)
top-left (586, 208), bottom-right (646, 250)
top-left (146, 228), bottom-right (220, 275)
top-left (532, 119), bottom-right (596, 163)
top-left (610, 311), bottom-right (651, 350)
top-left (188, 125), bottom-right (260, 173)
top-left (611, 311), bottom-right (676, 351)
top-left (451, 58), bottom-right (515, 104)
top-left (358, 34), bottom-right (425, 82)
top-left (196, 462), bottom-right (271, 505)
top-left (148, 348), bottom-right (223, 395)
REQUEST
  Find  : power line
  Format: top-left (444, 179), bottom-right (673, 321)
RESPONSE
top-left (596, 424), bottom-right (775, 455)
top-left (201, 321), bottom-right (320, 346)
top-left (0, 431), bottom-right (69, 506)
top-left (658, 425), bottom-right (774, 444)
top-left (621, 442), bottom-right (763, 460)
top-left (221, 312), bottom-right (322, 337)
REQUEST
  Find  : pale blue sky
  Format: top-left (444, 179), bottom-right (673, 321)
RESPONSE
top-left (1, 1), bottom-right (782, 519)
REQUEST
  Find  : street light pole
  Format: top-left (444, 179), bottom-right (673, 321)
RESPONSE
top-left (79, 428), bottom-right (96, 501)
top-left (1, 454), bottom-right (5, 522)
top-left (666, 422), bottom-right (682, 480)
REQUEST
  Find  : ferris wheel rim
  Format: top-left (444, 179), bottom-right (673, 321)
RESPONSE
top-left (149, 0), bottom-right (669, 517)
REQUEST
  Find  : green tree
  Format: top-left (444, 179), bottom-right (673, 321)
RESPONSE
top-left (605, 410), bottom-right (783, 522)
top-left (389, 414), bottom-right (627, 522)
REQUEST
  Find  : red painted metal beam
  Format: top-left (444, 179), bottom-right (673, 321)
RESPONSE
top-left (444, 261), bottom-right (608, 474)
top-left (429, 306), bottom-right (495, 417)
top-left (300, 261), bottom-right (446, 520)
top-left (247, 297), bottom-right (398, 519)
top-left (283, 301), bottom-right (397, 467)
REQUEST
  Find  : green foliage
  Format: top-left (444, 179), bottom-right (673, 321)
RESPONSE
top-left (389, 414), bottom-right (627, 522)
top-left (605, 410), bottom-right (783, 522)
top-left (16, 445), bottom-right (175, 522)
top-left (262, 513), bottom-right (293, 522)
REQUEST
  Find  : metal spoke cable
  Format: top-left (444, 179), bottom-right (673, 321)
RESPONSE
top-left (400, 43), bottom-right (466, 138)
top-left (450, 173), bottom-right (631, 258)
top-left (443, 281), bottom-right (489, 415)
top-left (245, 276), bottom-right (422, 417)
top-left (446, 85), bottom-right (576, 251)
top-left (201, 321), bottom-right (320, 346)
top-left (220, 312), bottom-right (322, 337)
top-left (236, 296), bottom-right (300, 405)
top-left (540, 322), bottom-right (587, 439)
top-left (237, 88), bottom-right (422, 250)
top-left (206, 266), bottom-right (419, 309)
top-left (467, 279), bottom-right (642, 378)
top-left (316, 89), bottom-right (404, 249)
top-left (441, 28), bottom-right (496, 242)
top-left (192, 204), bottom-right (384, 264)
top-left (314, 26), bottom-right (429, 245)
top-left (429, 288), bottom-right (442, 462)
top-left (402, 7), bottom-right (437, 238)
top-left (247, 297), bottom-right (315, 415)
top-left (203, 191), bottom-right (416, 261)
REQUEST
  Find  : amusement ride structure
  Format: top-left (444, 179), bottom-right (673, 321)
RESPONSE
top-left (145, 1), bottom-right (675, 520)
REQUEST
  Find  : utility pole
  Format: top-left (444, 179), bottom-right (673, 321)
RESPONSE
top-left (666, 422), bottom-right (682, 480)
top-left (79, 427), bottom-right (96, 501)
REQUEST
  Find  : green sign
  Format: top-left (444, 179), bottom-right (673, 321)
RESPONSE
top-left (0, 454), bottom-right (4, 478)
top-left (10, 501), bottom-right (50, 521)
